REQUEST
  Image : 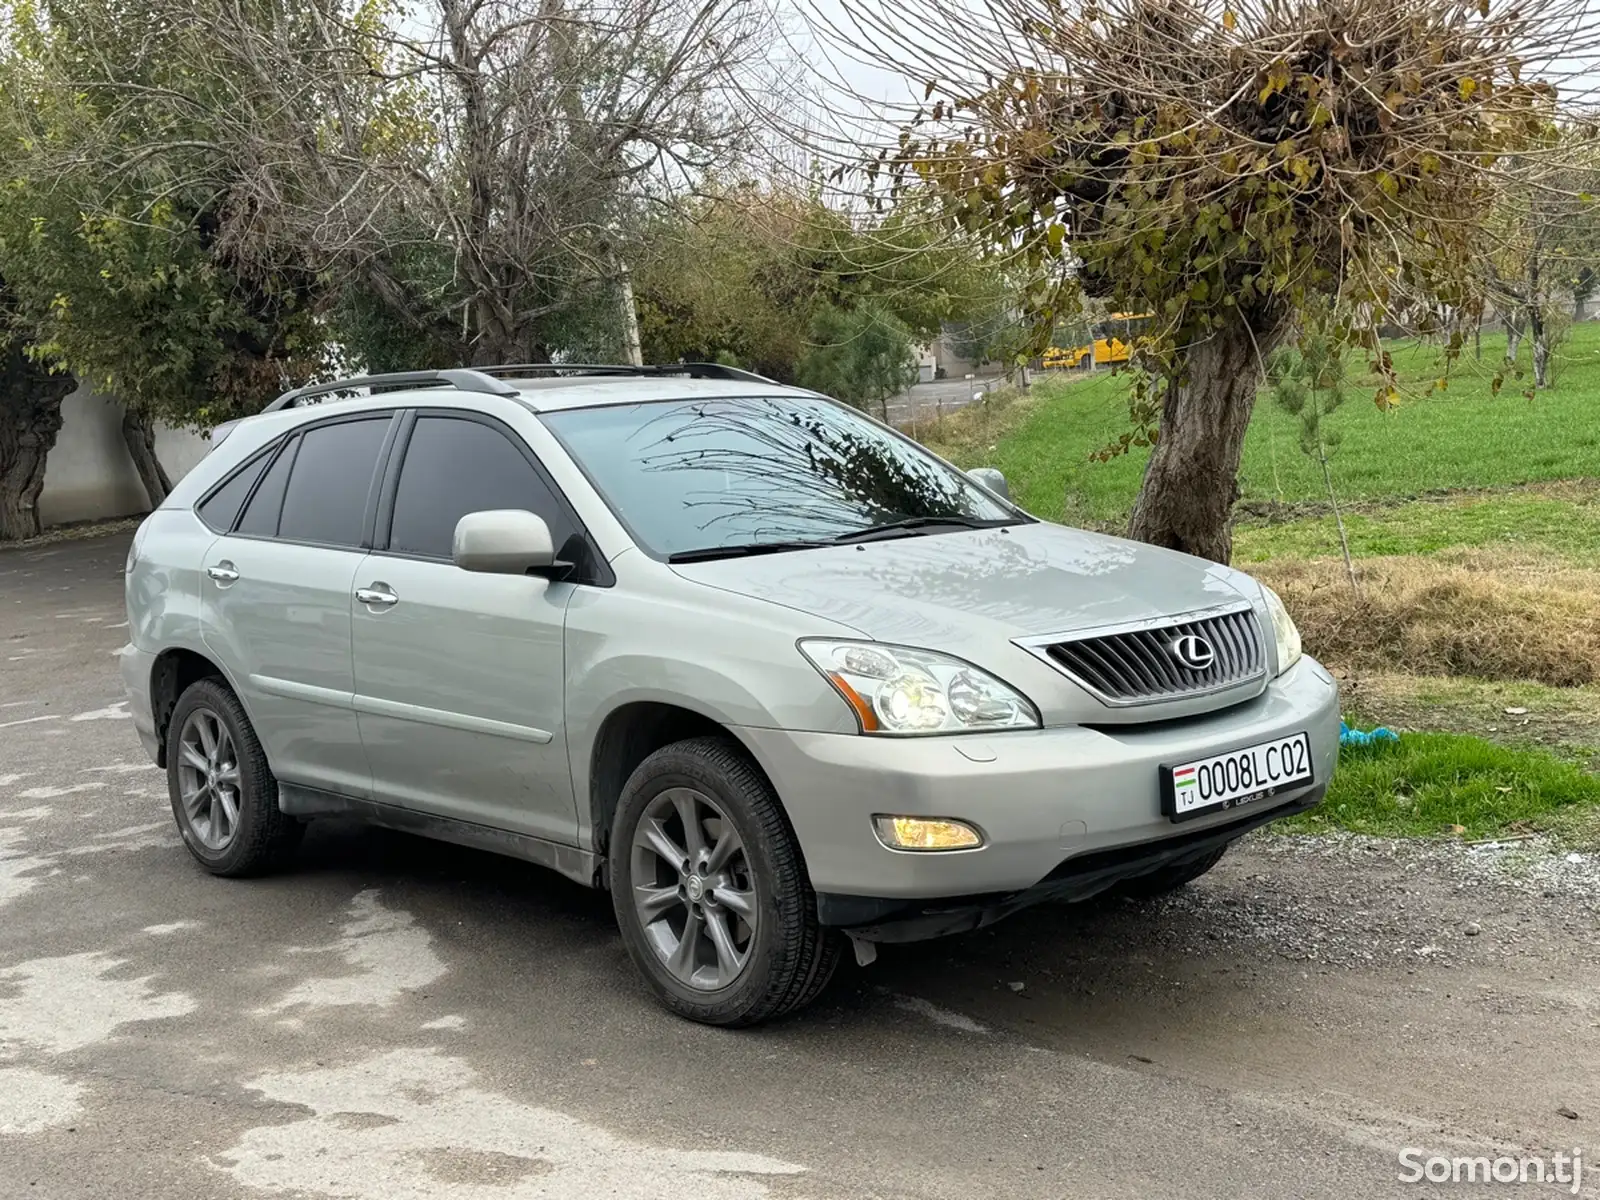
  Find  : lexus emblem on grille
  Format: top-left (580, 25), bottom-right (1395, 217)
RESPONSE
top-left (1170, 633), bottom-right (1216, 671)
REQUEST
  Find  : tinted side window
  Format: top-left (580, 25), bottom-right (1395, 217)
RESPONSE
top-left (276, 418), bottom-right (390, 548)
top-left (235, 437), bottom-right (298, 537)
top-left (388, 417), bottom-right (568, 559)
top-left (198, 449), bottom-right (271, 533)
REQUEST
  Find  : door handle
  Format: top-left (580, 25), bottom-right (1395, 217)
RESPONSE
top-left (206, 562), bottom-right (239, 584)
top-left (355, 584), bottom-right (399, 608)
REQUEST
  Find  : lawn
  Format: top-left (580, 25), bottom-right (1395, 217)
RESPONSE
top-left (1232, 485), bottom-right (1600, 563)
top-left (953, 323), bottom-right (1600, 532)
top-left (1283, 733), bottom-right (1600, 840)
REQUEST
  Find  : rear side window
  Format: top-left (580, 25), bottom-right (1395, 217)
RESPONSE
top-left (198, 449), bottom-right (271, 533)
top-left (387, 416), bottom-right (569, 559)
top-left (235, 437), bottom-right (298, 537)
top-left (277, 418), bottom-right (391, 548)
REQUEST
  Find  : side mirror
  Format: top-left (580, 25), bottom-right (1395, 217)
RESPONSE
top-left (452, 510), bottom-right (555, 575)
top-left (967, 467), bottom-right (1011, 503)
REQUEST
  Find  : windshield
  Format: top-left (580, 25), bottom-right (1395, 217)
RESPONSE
top-left (541, 395), bottom-right (1021, 558)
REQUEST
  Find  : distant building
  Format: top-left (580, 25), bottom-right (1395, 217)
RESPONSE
top-left (913, 327), bottom-right (988, 384)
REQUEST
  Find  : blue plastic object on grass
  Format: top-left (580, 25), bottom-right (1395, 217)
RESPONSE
top-left (1340, 720), bottom-right (1399, 747)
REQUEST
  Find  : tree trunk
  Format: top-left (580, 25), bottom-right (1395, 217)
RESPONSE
top-left (1505, 316), bottom-right (1523, 364)
top-left (1530, 310), bottom-right (1550, 389)
top-left (614, 257), bottom-right (643, 367)
top-left (1126, 319), bottom-right (1276, 564)
top-left (0, 347), bottom-right (73, 541)
top-left (121, 407), bottom-right (173, 508)
top-left (0, 475), bottom-right (35, 540)
top-left (469, 323), bottom-right (548, 367)
top-left (1527, 256), bottom-right (1547, 387)
top-left (1319, 449), bottom-right (1358, 596)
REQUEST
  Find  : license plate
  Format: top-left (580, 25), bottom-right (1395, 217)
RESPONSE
top-left (1161, 732), bottom-right (1314, 822)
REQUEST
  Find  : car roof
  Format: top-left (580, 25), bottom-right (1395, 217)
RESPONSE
top-left (209, 371), bottom-right (825, 450)
top-left (502, 375), bottom-right (817, 413)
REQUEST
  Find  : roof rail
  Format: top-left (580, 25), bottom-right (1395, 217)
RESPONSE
top-left (263, 368), bottom-right (520, 413)
top-left (472, 362), bottom-right (779, 385)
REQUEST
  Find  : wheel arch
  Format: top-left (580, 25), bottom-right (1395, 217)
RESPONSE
top-left (585, 699), bottom-right (777, 876)
top-left (149, 646), bottom-right (246, 768)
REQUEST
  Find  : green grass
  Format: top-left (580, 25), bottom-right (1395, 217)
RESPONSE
top-left (1232, 488), bottom-right (1600, 564)
top-left (983, 323), bottom-right (1600, 526)
top-left (1280, 732), bottom-right (1600, 839)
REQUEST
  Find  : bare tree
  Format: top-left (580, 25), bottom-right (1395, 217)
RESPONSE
top-left (823, 0), bottom-right (1600, 561)
top-left (1485, 143), bottom-right (1600, 388)
top-left (48, 0), bottom-right (784, 366)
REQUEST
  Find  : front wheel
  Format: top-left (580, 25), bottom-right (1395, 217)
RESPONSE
top-left (610, 737), bottom-right (839, 1026)
top-left (165, 678), bottom-right (302, 877)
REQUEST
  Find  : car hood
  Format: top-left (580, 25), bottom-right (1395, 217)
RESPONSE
top-left (670, 521), bottom-right (1262, 652)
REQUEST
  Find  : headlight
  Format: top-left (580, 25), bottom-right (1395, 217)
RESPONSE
top-left (1259, 585), bottom-right (1302, 675)
top-left (798, 640), bottom-right (1040, 735)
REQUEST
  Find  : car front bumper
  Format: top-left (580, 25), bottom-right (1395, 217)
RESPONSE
top-left (736, 655), bottom-right (1340, 939)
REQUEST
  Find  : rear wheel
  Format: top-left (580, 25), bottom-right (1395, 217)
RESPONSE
top-left (610, 737), bottom-right (839, 1026)
top-left (1113, 845), bottom-right (1228, 899)
top-left (165, 678), bottom-right (301, 877)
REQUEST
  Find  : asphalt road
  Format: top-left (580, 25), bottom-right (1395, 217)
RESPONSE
top-left (884, 376), bottom-right (1002, 428)
top-left (2, 531), bottom-right (1597, 1199)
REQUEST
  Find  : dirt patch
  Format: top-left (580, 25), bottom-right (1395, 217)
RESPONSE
top-left (1337, 671), bottom-right (1600, 760)
top-left (1256, 549), bottom-right (1600, 686)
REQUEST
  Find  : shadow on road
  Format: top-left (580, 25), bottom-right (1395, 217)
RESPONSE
top-left (284, 815), bottom-right (1293, 1047)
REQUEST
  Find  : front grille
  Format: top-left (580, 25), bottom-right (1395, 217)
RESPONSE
top-left (1039, 607), bottom-right (1266, 705)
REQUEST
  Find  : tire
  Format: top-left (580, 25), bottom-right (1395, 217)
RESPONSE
top-left (610, 737), bottom-right (840, 1027)
top-left (165, 678), bottom-right (302, 877)
top-left (1113, 844), bottom-right (1228, 899)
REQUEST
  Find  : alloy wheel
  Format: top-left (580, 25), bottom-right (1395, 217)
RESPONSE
top-left (629, 786), bottom-right (758, 990)
top-left (175, 707), bottom-right (241, 851)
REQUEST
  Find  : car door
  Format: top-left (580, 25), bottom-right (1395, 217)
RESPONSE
top-left (350, 411), bottom-right (579, 844)
top-left (200, 412), bottom-right (397, 799)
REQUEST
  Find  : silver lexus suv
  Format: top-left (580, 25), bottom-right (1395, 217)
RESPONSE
top-left (120, 364), bottom-right (1340, 1026)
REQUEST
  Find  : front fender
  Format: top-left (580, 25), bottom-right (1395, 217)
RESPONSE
top-left (562, 585), bottom-right (860, 849)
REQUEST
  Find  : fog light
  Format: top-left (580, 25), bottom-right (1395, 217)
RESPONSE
top-left (872, 815), bottom-right (983, 851)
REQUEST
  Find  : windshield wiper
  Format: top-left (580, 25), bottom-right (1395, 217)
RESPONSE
top-left (668, 516), bottom-right (1018, 560)
top-left (666, 540), bottom-right (829, 564)
top-left (829, 515), bottom-right (1016, 544)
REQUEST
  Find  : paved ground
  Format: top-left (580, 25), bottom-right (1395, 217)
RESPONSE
top-left (2, 532), bottom-right (1597, 1199)
top-left (884, 374), bottom-right (1009, 428)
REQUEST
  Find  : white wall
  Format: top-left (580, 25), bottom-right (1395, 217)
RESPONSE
top-left (38, 385), bottom-right (211, 527)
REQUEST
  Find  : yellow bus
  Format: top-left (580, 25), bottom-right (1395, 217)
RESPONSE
top-left (1042, 313), bottom-right (1152, 369)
